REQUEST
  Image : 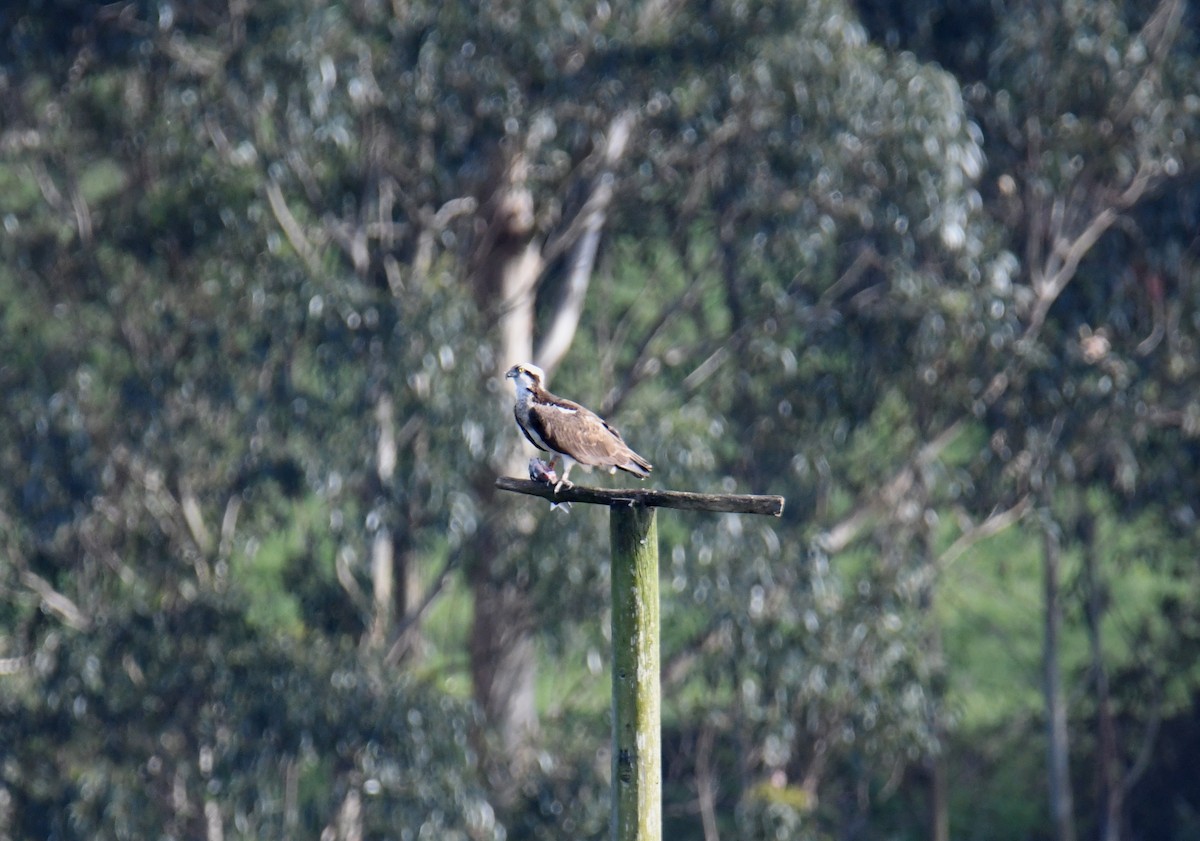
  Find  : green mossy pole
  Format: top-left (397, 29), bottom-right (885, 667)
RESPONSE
top-left (495, 477), bottom-right (783, 841)
top-left (609, 503), bottom-right (661, 841)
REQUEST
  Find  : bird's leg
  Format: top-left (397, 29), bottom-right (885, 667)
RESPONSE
top-left (553, 459), bottom-right (575, 493)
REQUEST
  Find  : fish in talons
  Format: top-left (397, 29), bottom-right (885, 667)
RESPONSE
top-left (528, 457), bottom-right (571, 512)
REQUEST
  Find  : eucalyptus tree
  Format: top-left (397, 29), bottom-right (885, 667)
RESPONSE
top-left (855, 0), bottom-right (1200, 837)
top-left (977, 4), bottom-right (1200, 835)
top-left (13, 0), bottom-right (1199, 839)
top-left (2, 1), bottom-right (497, 835)
top-left (1, 0), bottom-right (1002, 831)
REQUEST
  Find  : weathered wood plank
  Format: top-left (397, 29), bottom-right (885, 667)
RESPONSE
top-left (494, 477), bottom-right (785, 517)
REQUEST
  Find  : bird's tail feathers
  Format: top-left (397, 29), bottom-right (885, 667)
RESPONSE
top-left (620, 451), bottom-right (652, 478)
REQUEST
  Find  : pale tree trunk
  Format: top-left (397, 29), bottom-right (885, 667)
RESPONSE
top-left (466, 114), bottom-right (634, 791)
top-left (1080, 510), bottom-right (1122, 841)
top-left (391, 539), bottom-right (426, 660)
top-left (535, 112), bottom-right (632, 377)
top-left (325, 787), bottom-right (362, 841)
top-left (1041, 506), bottom-right (1076, 841)
top-left (203, 801), bottom-right (223, 841)
top-left (369, 394), bottom-right (397, 648)
top-left (468, 558), bottom-right (540, 751)
top-left (369, 528), bottom-right (393, 645)
top-left (468, 151), bottom-right (543, 782)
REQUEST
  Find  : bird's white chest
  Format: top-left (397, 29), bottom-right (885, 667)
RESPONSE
top-left (514, 391), bottom-right (552, 451)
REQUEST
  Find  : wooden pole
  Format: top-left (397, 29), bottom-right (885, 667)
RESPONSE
top-left (609, 503), bottom-right (661, 841)
top-left (495, 478), bottom-right (784, 841)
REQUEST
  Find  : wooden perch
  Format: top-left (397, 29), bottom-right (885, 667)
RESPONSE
top-left (497, 474), bottom-right (785, 841)
top-left (494, 477), bottom-right (785, 517)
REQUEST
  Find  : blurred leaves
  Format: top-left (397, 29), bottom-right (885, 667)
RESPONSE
top-left (1, 596), bottom-right (492, 840)
top-left (1, 0), bottom-right (1199, 839)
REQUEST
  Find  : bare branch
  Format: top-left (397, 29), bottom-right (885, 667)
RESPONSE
top-left (1025, 162), bottom-right (1157, 339)
top-left (403, 196), bottom-right (477, 291)
top-left (536, 111), bottom-right (636, 376)
top-left (1113, 0), bottom-right (1185, 127)
top-left (937, 496), bottom-right (1032, 569)
top-left (385, 547), bottom-right (462, 665)
top-left (179, 478), bottom-right (213, 556)
top-left (1120, 684), bottom-right (1163, 797)
top-left (682, 344), bottom-right (730, 392)
top-left (266, 176), bottom-right (322, 275)
top-left (604, 262), bottom-right (713, 415)
top-left (817, 421), bottom-right (963, 553)
top-left (20, 570), bottom-right (91, 631)
top-left (827, 143), bottom-right (1161, 557)
top-left (336, 546), bottom-right (371, 616)
top-left (662, 615), bottom-right (731, 687)
top-left (819, 244), bottom-right (883, 304)
top-left (217, 493), bottom-right (242, 564)
top-left (696, 723), bottom-right (721, 841)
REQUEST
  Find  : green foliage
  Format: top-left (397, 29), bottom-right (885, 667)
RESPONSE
top-left (2, 0), bottom-right (1199, 838)
top-left (0, 596), bottom-right (494, 840)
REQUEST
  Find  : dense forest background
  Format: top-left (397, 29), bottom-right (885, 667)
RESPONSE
top-left (2, 0), bottom-right (1199, 839)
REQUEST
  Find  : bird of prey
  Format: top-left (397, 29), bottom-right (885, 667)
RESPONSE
top-left (506, 362), bottom-right (652, 491)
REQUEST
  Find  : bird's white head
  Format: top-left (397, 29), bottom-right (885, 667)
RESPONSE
top-left (505, 362), bottom-right (545, 395)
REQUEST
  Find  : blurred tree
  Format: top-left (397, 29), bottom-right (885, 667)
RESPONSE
top-left (1, 1), bottom-right (497, 835)
top-left (853, 0), bottom-right (1200, 837)
top-left (3, 0), bottom-right (1200, 839)
top-left (0, 595), bottom-right (495, 839)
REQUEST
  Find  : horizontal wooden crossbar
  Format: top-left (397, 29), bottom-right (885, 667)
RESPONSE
top-left (495, 477), bottom-right (784, 517)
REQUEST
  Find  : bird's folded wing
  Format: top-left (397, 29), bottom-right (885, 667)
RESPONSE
top-left (528, 402), bottom-right (633, 467)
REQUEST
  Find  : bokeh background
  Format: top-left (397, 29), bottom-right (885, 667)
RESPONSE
top-left (2, 0), bottom-right (1199, 838)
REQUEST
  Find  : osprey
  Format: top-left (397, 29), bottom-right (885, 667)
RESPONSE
top-left (506, 362), bottom-right (652, 491)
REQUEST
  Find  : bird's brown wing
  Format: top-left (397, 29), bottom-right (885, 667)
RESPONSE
top-left (527, 400), bottom-right (651, 476)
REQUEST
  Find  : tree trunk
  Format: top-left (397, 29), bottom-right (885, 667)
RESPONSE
top-left (466, 153), bottom-right (543, 781)
top-left (1041, 508), bottom-right (1077, 841)
top-left (469, 555), bottom-right (540, 761)
top-left (466, 116), bottom-right (630, 780)
top-left (929, 757), bottom-right (948, 841)
top-left (922, 521), bottom-right (948, 841)
top-left (389, 538), bottom-right (426, 661)
top-left (1080, 510), bottom-right (1121, 841)
top-left (334, 786), bottom-right (363, 841)
top-left (369, 393), bottom-right (397, 648)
